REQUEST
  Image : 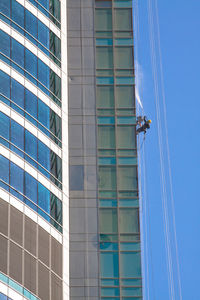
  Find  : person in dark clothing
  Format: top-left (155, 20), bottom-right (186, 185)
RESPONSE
top-left (136, 116), bottom-right (151, 134)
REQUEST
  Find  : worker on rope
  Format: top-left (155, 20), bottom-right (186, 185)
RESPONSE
top-left (136, 116), bottom-right (152, 134)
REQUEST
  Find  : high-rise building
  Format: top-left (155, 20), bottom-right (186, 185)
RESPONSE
top-left (0, 0), bottom-right (142, 299)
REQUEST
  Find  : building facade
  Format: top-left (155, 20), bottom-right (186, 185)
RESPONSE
top-left (0, 0), bottom-right (142, 299)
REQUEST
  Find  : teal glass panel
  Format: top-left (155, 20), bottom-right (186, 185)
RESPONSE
top-left (114, 9), bottom-right (132, 31)
top-left (97, 86), bottom-right (114, 108)
top-left (116, 77), bottom-right (134, 84)
top-left (98, 126), bottom-right (115, 149)
top-left (117, 150), bottom-right (137, 156)
top-left (121, 298), bottom-right (142, 300)
top-left (118, 157), bottom-right (137, 165)
top-left (97, 109), bottom-right (115, 116)
top-left (120, 252), bottom-right (142, 277)
top-left (9, 278), bottom-right (23, 293)
top-left (121, 287), bottom-right (142, 296)
top-left (119, 198), bottom-right (139, 207)
top-left (101, 298), bottom-right (120, 300)
top-left (120, 234), bottom-right (140, 241)
top-left (120, 242), bottom-right (141, 251)
top-left (99, 199), bottom-right (117, 207)
top-left (117, 116), bottom-right (136, 124)
top-left (114, 31), bottom-right (133, 38)
top-left (0, 273), bottom-right (8, 284)
top-left (100, 242), bottom-right (118, 251)
top-left (115, 38), bottom-right (133, 45)
top-left (98, 150), bottom-right (116, 156)
top-left (96, 31), bottom-right (113, 38)
top-left (100, 252), bottom-right (119, 277)
top-left (118, 191), bottom-right (138, 197)
top-left (98, 166), bottom-right (116, 190)
top-left (95, 9), bottom-right (112, 31)
top-left (96, 47), bottom-right (113, 69)
top-left (117, 126), bottom-right (136, 149)
top-left (24, 289), bottom-right (31, 298)
top-left (115, 70), bottom-right (134, 76)
top-left (96, 1), bottom-right (112, 8)
top-left (96, 39), bottom-right (113, 46)
top-left (101, 279), bottom-right (119, 286)
top-left (99, 208), bottom-right (118, 233)
top-left (115, 47), bottom-right (133, 69)
top-left (119, 208), bottom-right (139, 233)
top-left (99, 191), bottom-right (117, 198)
top-left (99, 157), bottom-right (116, 165)
top-left (97, 77), bottom-right (114, 84)
top-left (101, 287), bottom-right (120, 296)
top-left (98, 117), bottom-right (115, 124)
top-left (121, 279), bottom-right (142, 286)
top-left (96, 70), bottom-right (114, 76)
top-left (100, 234), bottom-right (118, 242)
top-left (118, 167), bottom-right (137, 190)
top-left (114, 0), bottom-right (132, 8)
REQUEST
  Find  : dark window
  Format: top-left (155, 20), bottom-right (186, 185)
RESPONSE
top-left (0, 30), bottom-right (11, 57)
top-left (69, 165), bottom-right (84, 191)
top-left (24, 172), bottom-right (38, 205)
top-left (0, 0), bottom-right (11, 17)
top-left (0, 70), bottom-right (11, 99)
top-left (10, 162), bottom-right (24, 195)
top-left (25, 49), bottom-right (38, 78)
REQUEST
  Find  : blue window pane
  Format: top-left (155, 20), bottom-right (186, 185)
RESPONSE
top-left (120, 252), bottom-right (142, 277)
top-left (38, 100), bottom-right (50, 128)
top-left (116, 77), bottom-right (135, 85)
top-left (98, 117), bottom-right (115, 124)
top-left (99, 157), bottom-right (116, 165)
top-left (11, 78), bottom-right (25, 110)
top-left (0, 0), bottom-right (11, 17)
top-left (96, 38), bottom-right (113, 46)
top-left (10, 162), bottom-right (24, 194)
top-left (40, 0), bottom-right (49, 10)
top-left (100, 252), bottom-right (119, 278)
top-left (25, 10), bottom-right (37, 40)
top-left (50, 194), bottom-right (62, 224)
top-left (38, 59), bottom-right (50, 89)
top-left (118, 157), bottom-right (137, 165)
top-left (0, 70), bottom-right (11, 98)
top-left (115, 38), bottom-right (133, 46)
top-left (25, 89), bottom-right (37, 120)
top-left (11, 119), bottom-right (24, 153)
top-left (0, 30), bottom-right (10, 57)
top-left (25, 130), bottom-right (37, 161)
top-left (97, 77), bottom-right (114, 85)
top-left (38, 182), bottom-right (50, 214)
top-left (38, 20), bottom-right (49, 48)
top-left (117, 116), bottom-right (136, 124)
top-left (11, 0), bottom-right (24, 32)
top-left (0, 155), bottom-right (9, 184)
top-left (24, 172), bottom-right (37, 204)
top-left (0, 112), bottom-right (10, 143)
top-left (38, 140), bottom-right (50, 170)
top-left (101, 287), bottom-right (120, 296)
top-left (0, 292), bottom-right (7, 300)
top-left (25, 49), bottom-right (38, 78)
top-left (11, 39), bottom-right (25, 69)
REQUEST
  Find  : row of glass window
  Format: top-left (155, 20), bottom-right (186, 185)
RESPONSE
top-left (99, 198), bottom-right (139, 208)
top-left (28, 0), bottom-right (61, 28)
top-left (0, 31), bottom-right (61, 105)
top-left (0, 71), bottom-right (62, 146)
top-left (0, 273), bottom-right (38, 300)
top-left (100, 233), bottom-right (140, 243)
top-left (97, 77), bottom-right (135, 85)
top-left (0, 112), bottom-right (62, 187)
top-left (96, 0), bottom-right (132, 8)
top-left (101, 287), bottom-right (142, 297)
top-left (0, 0), bottom-right (61, 65)
top-left (0, 155), bottom-right (62, 231)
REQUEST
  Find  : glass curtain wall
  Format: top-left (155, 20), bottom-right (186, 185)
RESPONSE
top-left (95, 0), bottom-right (143, 299)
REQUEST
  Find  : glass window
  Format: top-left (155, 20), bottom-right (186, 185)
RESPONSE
top-left (10, 162), bottom-right (24, 194)
top-left (0, 292), bottom-right (7, 300)
top-left (0, 0), bottom-right (11, 17)
top-left (114, 0), bottom-right (132, 8)
top-left (120, 252), bottom-right (141, 277)
top-left (50, 32), bottom-right (61, 60)
top-left (0, 30), bottom-right (10, 57)
top-left (24, 172), bottom-right (37, 204)
top-left (50, 194), bottom-right (62, 224)
top-left (116, 85), bottom-right (134, 108)
top-left (25, 10), bottom-right (37, 40)
top-left (0, 112), bottom-right (10, 144)
top-left (100, 252), bottom-right (119, 278)
top-left (25, 130), bottom-right (37, 161)
top-left (38, 59), bottom-right (50, 89)
top-left (115, 47), bottom-right (133, 69)
top-left (38, 140), bottom-right (50, 170)
top-left (25, 49), bottom-right (38, 78)
top-left (101, 287), bottom-right (120, 296)
top-left (38, 20), bottom-right (49, 49)
top-left (50, 151), bottom-right (62, 181)
top-left (0, 155), bottom-right (9, 184)
top-left (40, 0), bottom-right (49, 10)
top-left (38, 99), bottom-right (50, 128)
top-left (114, 9), bottom-right (132, 31)
top-left (0, 70), bottom-right (10, 99)
top-left (98, 126), bottom-right (115, 148)
top-left (99, 208), bottom-right (118, 233)
top-left (50, 0), bottom-right (61, 21)
top-left (119, 209), bottom-right (139, 233)
top-left (96, 47), bottom-right (113, 69)
top-left (96, 1), bottom-right (112, 8)
top-left (98, 166), bottom-right (116, 190)
top-left (11, 39), bottom-right (25, 69)
top-left (50, 72), bottom-right (61, 99)
top-left (118, 166), bottom-right (137, 190)
top-left (50, 111), bottom-right (61, 140)
top-left (11, 78), bottom-right (24, 110)
top-left (117, 126), bottom-right (136, 148)
top-left (11, 120), bottom-right (24, 154)
top-left (97, 86), bottom-right (114, 108)
top-left (25, 89), bottom-right (37, 120)
top-left (95, 9), bottom-right (112, 31)
top-left (11, 0), bottom-right (25, 30)
top-left (38, 183), bottom-right (50, 214)
top-left (69, 165), bottom-right (84, 191)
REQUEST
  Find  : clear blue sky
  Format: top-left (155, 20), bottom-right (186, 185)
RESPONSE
top-left (137, 1), bottom-right (200, 299)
